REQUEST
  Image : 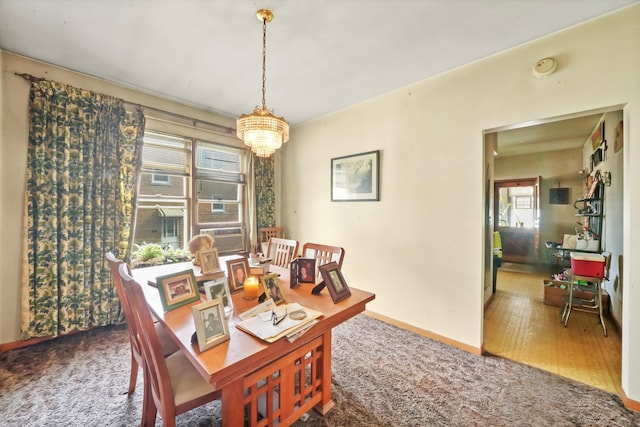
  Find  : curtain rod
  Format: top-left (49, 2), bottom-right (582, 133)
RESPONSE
top-left (15, 72), bottom-right (237, 135)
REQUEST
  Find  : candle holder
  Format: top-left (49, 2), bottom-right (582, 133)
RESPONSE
top-left (244, 276), bottom-right (260, 300)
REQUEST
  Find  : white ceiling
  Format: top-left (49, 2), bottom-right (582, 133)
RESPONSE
top-left (0, 0), bottom-right (635, 153)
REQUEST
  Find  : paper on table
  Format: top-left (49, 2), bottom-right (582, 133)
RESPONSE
top-left (236, 302), bottom-right (322, 343)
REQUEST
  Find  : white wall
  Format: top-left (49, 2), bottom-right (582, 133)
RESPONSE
top-left (280, 5), bottom-right (640, 402)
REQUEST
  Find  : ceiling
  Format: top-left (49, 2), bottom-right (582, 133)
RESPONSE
top-left (0, 1), bottom-right (635, 153)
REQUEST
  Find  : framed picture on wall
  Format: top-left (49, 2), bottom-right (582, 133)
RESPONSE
top-left (331, 150), bottom-right (380, 201)
top-left (549, 188), bottom-right (569, 205)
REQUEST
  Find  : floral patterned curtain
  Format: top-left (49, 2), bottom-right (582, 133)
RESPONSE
top-left (21, 80), bottom-right (144, 339)
top-left (254, 155), bottom-right (276, 230)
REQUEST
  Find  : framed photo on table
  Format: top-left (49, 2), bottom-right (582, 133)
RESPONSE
top-left (203, 276), bottom-right (233, 314)
top-left (198, 248), bottom-right (221, 274)
top-left (331, 150), bottom-right (380, 201)
top-left (192, 298), bottom-right (230, 352)
top-left (319, 262), bottom-right (351, 303)
top-left (261, 273), bottom-right (286, 305)
top-left (156, 269), bottom-right (201, 312)
top-left (226, 258), bottom-right (249, 293)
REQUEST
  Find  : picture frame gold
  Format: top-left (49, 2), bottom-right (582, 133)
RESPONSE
top-left (198, 248), bottom-right (221, 274)
top-left (319, 261), bottom-right (351, 303)
top-left (192, 298), bottom-right (230, 352)
top-left (260, 273), bottom-right (286, 305)
top-left (156, 269), bottom-right (201, 312)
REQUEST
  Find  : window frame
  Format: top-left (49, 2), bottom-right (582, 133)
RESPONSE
top-left (133, 131), bottom-right (247, 254)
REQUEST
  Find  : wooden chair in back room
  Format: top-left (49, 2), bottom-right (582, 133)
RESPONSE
top-left (266, 237), bottom-right (299, 268)
top-left (118, 264), bottom-right (221, 427)
top-left (300, 242), bottom-right (345, 278)
top-left (258, 227), bottom-right (285, 254)
top-left (105, 252), bottom-right (179, 395)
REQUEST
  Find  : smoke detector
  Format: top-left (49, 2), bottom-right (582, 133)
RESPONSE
top-left (532, 57), bottom-right (557, 78)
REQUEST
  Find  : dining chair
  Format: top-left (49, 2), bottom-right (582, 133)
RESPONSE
top-left (118, 264), bottom-right (221, 427)
top-left (266, 237), bottom-right (299, 268)
top-left (300, 242), bottom-right (345, 278)
top-left (106, 252), bottom-right (179, 395)
top-left (561, 251), bottom-right (611, 336)
top-left (258, 227), bottom-right (285, 254)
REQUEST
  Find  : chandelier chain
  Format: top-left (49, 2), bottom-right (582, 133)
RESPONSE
top-left (261, 15), bottom-right (267, 109)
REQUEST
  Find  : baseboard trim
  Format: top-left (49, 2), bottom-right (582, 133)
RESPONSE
top-left (364, 310), bottom-right (482, 356)
top-left (0, 327), bottom-right (102, 353)
top-left (0, 334), bottom-right (56, 352)
top-left (619, 387), bottom-right (640, 413)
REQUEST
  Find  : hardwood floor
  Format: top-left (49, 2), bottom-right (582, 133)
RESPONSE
top-left (484, 268), bottom-right (622, 394)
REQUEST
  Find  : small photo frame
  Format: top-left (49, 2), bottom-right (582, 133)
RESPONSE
top-left (156, 269), bottom-right (201, 312)
top-left (227, 258), bottom-right (250, 293)
top-left (192, 298), bottom-right (230, 352)
top-left (319, 262), bottom-right (351, 303)
top-left (290, 259), bottom-right (300, 289)
top-left (297, 258), bottom-right (317, 283)
top-left (260, 273), bottom-right (286, 305)
top-left (331, 150), bottom-right (380, 202)
top-left (198, 248), bottom-right (221, 274)
top-left (203, 276), bottom-right (233, 315)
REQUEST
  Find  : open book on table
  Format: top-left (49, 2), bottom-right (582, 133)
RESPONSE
top-left (236, 302), bottom-right (322, 343)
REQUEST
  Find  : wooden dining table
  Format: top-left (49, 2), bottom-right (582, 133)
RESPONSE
top-left (132, 257), bottom-right (375, 427)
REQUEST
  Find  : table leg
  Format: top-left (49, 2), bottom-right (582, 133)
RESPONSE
top-left (222, 378), bottom-right (244, 427)
top-left (315, 330), bottom-right (335, 415)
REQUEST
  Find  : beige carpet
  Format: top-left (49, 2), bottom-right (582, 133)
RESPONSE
top-left (1, 314), bottom-right (639, 426)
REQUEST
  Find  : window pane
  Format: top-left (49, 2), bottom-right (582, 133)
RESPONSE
top-left (134, 201), bottom-right (186, 249)
top-left (142, 133), bottom-right (189, 173)
top-left (197, 201), bottom-right (241, 224)
top-left (197, 180), bottom-right (239, 202)
top-left (139, 172), bottom-right (187, 197)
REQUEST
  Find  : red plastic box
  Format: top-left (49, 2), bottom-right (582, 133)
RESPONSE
top-left (570, 252), bottom-right (605, 277)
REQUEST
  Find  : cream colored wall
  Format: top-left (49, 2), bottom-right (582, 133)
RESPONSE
top-left (0, 52), bottom-right (238, 345)
top-left (281, 5), bottom-right (640, 401)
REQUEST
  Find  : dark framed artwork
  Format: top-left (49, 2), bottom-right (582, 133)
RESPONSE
top-left (549, 188), bottom-right (569, 205)
top-left (319, 261), bottom-right (351, 303)
top-left (156, 269), bottom-right (201, 312)
top-left (290, 258), bottom-right (316, 288)
top-left (331, 150), bottom-right (380, 201)
top-left (226, 258), bottom-right (249, 293)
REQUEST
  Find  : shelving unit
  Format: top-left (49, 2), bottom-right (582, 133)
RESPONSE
top-left (574, 180), bottom-right (604, 252)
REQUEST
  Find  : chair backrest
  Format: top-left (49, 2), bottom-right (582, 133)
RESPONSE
top-left (602, 251), bottom-right (612, 280)
top-left (106, 252), bottom-right (144, 361)
top-left (301, 243), bottom-right (345, 277)
top-left (259, 227), bottom-right (285, 246)
top-left (118, 263), bottom-right (175, 417)
top-left (266, 237), bottom-right (299, 268)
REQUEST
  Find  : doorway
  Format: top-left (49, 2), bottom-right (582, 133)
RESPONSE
top-left (494, 177), bottom-right (540, 266)
top-left (482, 108), bottom-right (625, 393)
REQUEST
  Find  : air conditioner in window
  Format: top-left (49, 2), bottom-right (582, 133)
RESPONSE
top-left (201, 227), bottom-right (245, 254)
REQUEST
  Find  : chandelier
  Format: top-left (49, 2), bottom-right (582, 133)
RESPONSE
top-left (237, 9), bottom-right (289, 157)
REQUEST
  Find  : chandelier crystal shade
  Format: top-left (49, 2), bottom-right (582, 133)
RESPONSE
top-left (237, 9), bottom-right (289, 158)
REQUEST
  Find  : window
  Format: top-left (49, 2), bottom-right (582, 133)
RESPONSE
top-left (151, 174), bottom-right (171, 185)
top-left (132, 132), bottom-right (246, 254)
